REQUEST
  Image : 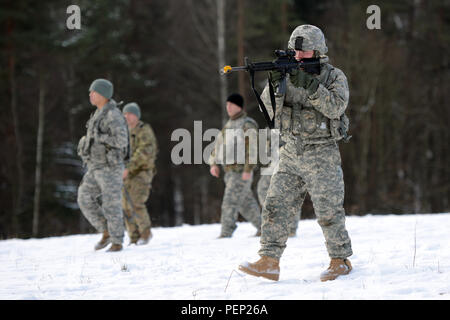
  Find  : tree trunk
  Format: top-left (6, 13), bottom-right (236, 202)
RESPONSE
top-left (173, 174), bottom-right (184, 226)
top-left (281, 0), bottom-right (288, 41)
top-left (200, 175), bottom-right (208, 223)
top-left (237, 0), bottom-right (245, 97)
top-left (193, 177), bottom-right (201, 225)
top-left (32, 76), bottom-right (46, 237)
top-left (7, 18), bottom-right (24, 236)
top-left (217, 0), bottom-right (228, 126)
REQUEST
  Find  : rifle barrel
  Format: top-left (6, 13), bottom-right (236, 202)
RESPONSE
top-left (220, 65), bottom-right (248, 75)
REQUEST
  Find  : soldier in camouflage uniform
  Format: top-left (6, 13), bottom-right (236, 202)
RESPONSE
top-left (239, 25), bottom-right (353, 281)
top-left (209, 93), bottom-right (261, 238)
top-left (77, 79), bottom-right (129, 252)
top-left (122, 102), bottom-right (158, 245)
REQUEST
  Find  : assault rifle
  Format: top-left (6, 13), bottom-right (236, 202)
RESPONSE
top-left (220, 50), bottom-right (321, 128)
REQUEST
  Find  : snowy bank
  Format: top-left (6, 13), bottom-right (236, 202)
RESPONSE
top-left (0, 213), bottom-right (449, 300)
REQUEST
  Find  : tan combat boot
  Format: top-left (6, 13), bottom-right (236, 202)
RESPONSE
top-left (107, 244), bottom-right (123, 252)
top-left (239, 256), bottom-right (280, 281)
top-left (320, 258), bottom-right (352, 282)
top-left (137, 228), bottom-right (153, 245)
top-left (128, 230), bottom-right (140, 245)
top-left (94, 231), bottom-right (110, 251)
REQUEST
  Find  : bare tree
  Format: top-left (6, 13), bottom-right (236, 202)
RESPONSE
top-left (217, 0), bottom-right (228, 125)
top-left (32, 76), bottom-right (46, 237)
top-left (237, 0), bottom-right (245, 96)
top-left (7, 17), bottom-right (24, 235)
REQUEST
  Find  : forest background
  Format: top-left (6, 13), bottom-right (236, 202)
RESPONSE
top-left (0, 0), bottom-right (448, 239)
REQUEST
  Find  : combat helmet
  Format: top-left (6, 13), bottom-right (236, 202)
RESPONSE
top-left (288, 24), bottom-right (328, 55)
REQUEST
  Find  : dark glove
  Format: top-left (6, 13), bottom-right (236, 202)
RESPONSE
top-left (289, 68), bottom-right (320, 95)
top-left (269, 70), bottom-right (283, 88)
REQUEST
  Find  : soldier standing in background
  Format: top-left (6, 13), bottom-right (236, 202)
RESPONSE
top-left (209, 93), bottom-right (261, 238)
top-left (239, 25), bottom-right (353, 281)
top-left (122, 102), bottom-right (158, 245)
top-left (77, 79), bottom-right (129, 252)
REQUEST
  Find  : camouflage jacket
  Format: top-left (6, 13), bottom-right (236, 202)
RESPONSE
top-left (260, 56), bottom-right (349, 147)
top-left (209, 111), bottom-right (259, 173)
top-left (78, 99), bottom-right (129, 169)
top-left (126, 120), bottom-right (158, 176)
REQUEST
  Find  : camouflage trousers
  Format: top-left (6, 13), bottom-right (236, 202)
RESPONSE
top-left (77, 165), bottom-right (125, 245)
top-left (220, 171), bottom-right (261, 237)
top-left (257, 173), bottom-right (305, 236)
top-left (259, 142), bottom-right (352, 259)
top-left (122, 170), bottom-right (154, 242)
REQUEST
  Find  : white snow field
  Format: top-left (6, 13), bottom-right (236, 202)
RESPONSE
top-left (0, 213), bottom-right (449, 300)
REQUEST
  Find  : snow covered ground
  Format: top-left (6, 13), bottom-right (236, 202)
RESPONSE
top-left (0, 213), bottom-right (449, 300)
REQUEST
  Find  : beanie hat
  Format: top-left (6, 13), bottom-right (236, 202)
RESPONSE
top-left (123, 102), bottom-right (141, 119)
top-left (89, 79), bottom-right (114, 99)
top-left (226, 93), bottom-right (244, 109)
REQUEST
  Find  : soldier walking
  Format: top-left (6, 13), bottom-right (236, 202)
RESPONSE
top-left (239, 25), bottom-right (353, 281)
top-left (77, 79), bottom-right (129, 252)
top-left (209, 93), bottom-right (261, 238)
top-left (122, 102), bottom-right (158, 245)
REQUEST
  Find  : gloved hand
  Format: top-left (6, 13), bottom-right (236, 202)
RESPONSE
top-left (289, 68), bottom-right (320, 95)
top-left (269, 70), bottom-right (283, 88)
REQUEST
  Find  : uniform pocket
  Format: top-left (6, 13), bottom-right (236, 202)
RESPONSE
top-left (77, 136), bottom-right (86, 157)
top-left (280, 107), bottom-right (292, 135)
top-left (90, 142), bottom-right (106, 162)
top-left (299, 109), bottom-right (318, 134)
top-left (106, 148), bottom-right (121, 166)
